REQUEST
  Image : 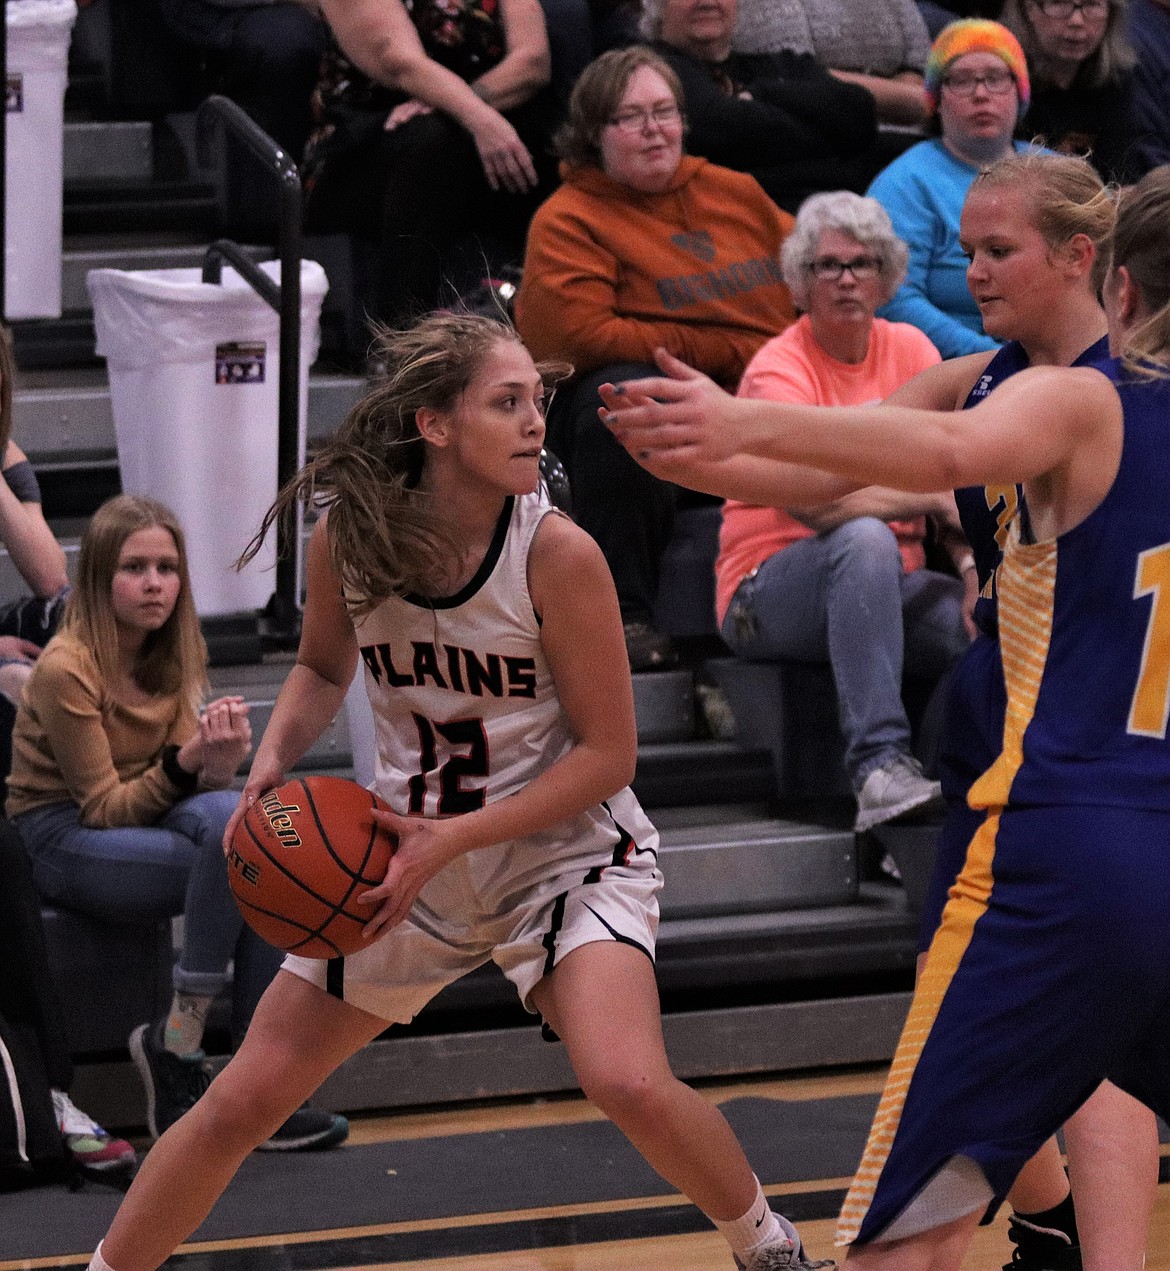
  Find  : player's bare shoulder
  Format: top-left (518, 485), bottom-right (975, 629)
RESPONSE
top-left (527, 509), bottom-right (614, 619)
top-left (1020, 362), bottom-right (1124, 438)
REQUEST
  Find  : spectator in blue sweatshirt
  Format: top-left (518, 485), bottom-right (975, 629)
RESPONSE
top-left (868, 20), bottom-right (1035, 358)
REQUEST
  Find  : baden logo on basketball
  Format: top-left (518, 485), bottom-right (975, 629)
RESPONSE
top-left (259, 791), bottom-right (303, 848)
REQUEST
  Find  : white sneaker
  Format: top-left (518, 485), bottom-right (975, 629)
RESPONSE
top-left (51, 1089), bottom-right (136, 1172)
top-left (734, 1232), bottom-right (837, 1269)
top-left (854, 754), bottom-right (943, 834)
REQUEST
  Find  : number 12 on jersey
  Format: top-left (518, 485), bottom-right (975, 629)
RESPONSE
top-left (407, 714), bottom-right (490, 815)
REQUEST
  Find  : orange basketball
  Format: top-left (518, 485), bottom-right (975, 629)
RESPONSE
top-left (227, 775), bottom-right (396, 958)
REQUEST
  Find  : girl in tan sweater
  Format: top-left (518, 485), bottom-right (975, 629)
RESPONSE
top-left (7, 495), bottom-right (347, 1153)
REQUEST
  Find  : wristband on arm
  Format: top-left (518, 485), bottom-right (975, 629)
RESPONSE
top-left (161, 744), bottom-right (199, 796)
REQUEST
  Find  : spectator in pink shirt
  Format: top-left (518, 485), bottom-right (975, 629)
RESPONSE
top-left (716, 191), bottom-right (971, 832)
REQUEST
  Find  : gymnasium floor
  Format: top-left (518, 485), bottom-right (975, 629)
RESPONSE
top-left (6, 1066), bottom-right (1170, 1271)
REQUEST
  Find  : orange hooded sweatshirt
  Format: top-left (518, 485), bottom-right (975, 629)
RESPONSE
top-left (515, 156), bottom-right (795, 388)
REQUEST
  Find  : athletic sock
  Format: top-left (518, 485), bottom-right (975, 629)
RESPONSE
top-left (88, 1241), bottom-right (118, 1271)
top-left (712, 1177), bottom-right (790, 1259)
top-left (163, 991), bottom-right (214, 1056)
top-left (1013, 1191), bottom-right (1079, 1244)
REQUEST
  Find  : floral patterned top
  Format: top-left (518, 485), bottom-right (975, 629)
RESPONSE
top-left (409, 0), bottom-right (505, 79)
top-left (304, 0), bottom-right (507, 176)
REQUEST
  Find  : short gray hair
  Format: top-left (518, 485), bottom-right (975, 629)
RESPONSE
top-left (639, 0), bottom-right (667, 40)
top-left (780, 191), bottom-right (909, 310)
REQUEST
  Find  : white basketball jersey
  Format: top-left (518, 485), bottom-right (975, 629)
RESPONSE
top-left (281, 491), bottom-right (663, 1009)
top-left (353, 492), bottom-right (573, 819)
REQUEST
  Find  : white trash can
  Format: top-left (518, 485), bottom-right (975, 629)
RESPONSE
top-left (87, 259), bottom-right (329, 618)
top-left (5, 0), bottom-right (77, 319)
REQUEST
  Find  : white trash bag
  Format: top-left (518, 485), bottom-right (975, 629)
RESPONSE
top-left (87, 259), bottom-right (329, 617)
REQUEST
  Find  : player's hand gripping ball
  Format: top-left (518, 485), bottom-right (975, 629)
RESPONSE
top-left (227, 776), bottom-right (397, 958)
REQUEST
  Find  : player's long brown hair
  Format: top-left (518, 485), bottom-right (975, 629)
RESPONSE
top-left (63, 494), bottom-right (208, 700)
top-left (1109, 165), bottom-right (1170, 378)
top-left (243, 314), bottom-right (558, 615)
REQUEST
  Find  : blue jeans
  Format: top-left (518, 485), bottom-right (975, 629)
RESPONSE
top-left (16, 791), bottom-right (283, 1041)
top-left (721, 518), bottom-right (968, 787)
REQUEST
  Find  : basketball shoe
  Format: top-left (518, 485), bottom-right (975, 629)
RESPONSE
top-left (255, 1106), bottom-right (349, 1151)
top-left (733, 1223), bottom-right (837, 1269)
top-left (51, 1089), bottom-right (136, 1173)
top-left (129, 1022), bottom-right (211, 1141)
top-left (130, 1022), bottom-right (349, 1151)
top-left (1002, 1212), bottom-right (1083, 1269)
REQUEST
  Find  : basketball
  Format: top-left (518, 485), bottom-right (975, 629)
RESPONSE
top-left (227, 775), bottom-right (396, 959)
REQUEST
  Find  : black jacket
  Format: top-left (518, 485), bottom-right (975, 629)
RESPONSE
top-left (655, 45), bottom-right (880, 210)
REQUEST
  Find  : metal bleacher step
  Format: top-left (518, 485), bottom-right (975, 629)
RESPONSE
top-left (632, 666), bottom-right (693, 743)
top-left (656, 882), bottom-right (917, 995)
top-left (77, 983), bottom-right (915, 1126)
top-left (12, 364), bottom-right (365, 472)
top-left (633, 737), bottom-right (777, 808)
top-left (204, 656), bottom-right (780, 789)
top-left (9, 314), bottom-right (102, 371)
top-left (63, 119), bottom-right (153, 184)
top-left (64, 178), bottom-right (219, 237)
top-left (206, 655), bottom-right (351, 774)
top-left (310, 983), bottom-right (913, 1114)
top-left (206, 647), bottom-right (780, 806)
top-left (655, 805), bottom-right (857, 916)
top-left (59, 232), bottom-right (273, 316)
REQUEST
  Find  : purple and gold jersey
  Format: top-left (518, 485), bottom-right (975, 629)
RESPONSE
top-left (939, 337), bottom-right (1108, 800)
top-left (972, 358), bottom-right (1170, 812)
top-left (841, 359), bottom-right (1170, 1250)
top-left (954, 336), bottom-right (1110, 641)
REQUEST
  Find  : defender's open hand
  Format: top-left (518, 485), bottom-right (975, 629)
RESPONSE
top-left (599, 348), bottom-right (748, 466)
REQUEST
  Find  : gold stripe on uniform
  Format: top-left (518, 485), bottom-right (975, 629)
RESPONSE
top-left (836, 536), bottom-right (1058, 1247)
top-left (969, 540), bottom-right (1059, 810)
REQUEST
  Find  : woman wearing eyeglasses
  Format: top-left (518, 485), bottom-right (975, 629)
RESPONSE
top-left (717, 191), bottom-right (969, 832)
top-left (867, 20), bottom-right (1037, 359)
top-left (514, 46), bottom-right (795, 672)
top-left (1002, 0), bottom-right (1143, 183)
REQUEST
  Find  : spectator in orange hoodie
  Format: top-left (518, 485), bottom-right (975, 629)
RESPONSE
top-left (515, 46), bottom-right (795, 671)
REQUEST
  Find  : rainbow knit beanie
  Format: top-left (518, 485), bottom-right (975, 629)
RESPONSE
top-left (923, 19), bottom-right (1030, 117)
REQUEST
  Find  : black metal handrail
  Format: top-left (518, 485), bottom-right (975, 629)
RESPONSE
top-left (197, 93), bottom-right (303, 639)
top-left (202, 239), bottom-right (280, 310)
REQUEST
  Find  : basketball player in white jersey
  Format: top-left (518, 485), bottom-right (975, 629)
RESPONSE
top-left (84, 314), bottom-right (834, 1271)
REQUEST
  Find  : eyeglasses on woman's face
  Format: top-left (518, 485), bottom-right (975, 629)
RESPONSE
top-left (941, 67), bottom-right (1017, 96)
top-left (1028, 0), bottom-right (1109, 19)
top-left (607, 102), bottom-right (682, 133)
top-left (808, 255), bottom-right (882, 281)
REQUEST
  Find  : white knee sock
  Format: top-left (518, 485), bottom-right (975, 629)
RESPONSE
top-left (712, 1177), bottom-right (793, 1257)
top-left (88, 1241), bottom-right (119, 1271)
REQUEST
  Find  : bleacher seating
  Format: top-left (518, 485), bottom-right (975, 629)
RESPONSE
top-left (6, 34), bottom-right (936, 1127)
